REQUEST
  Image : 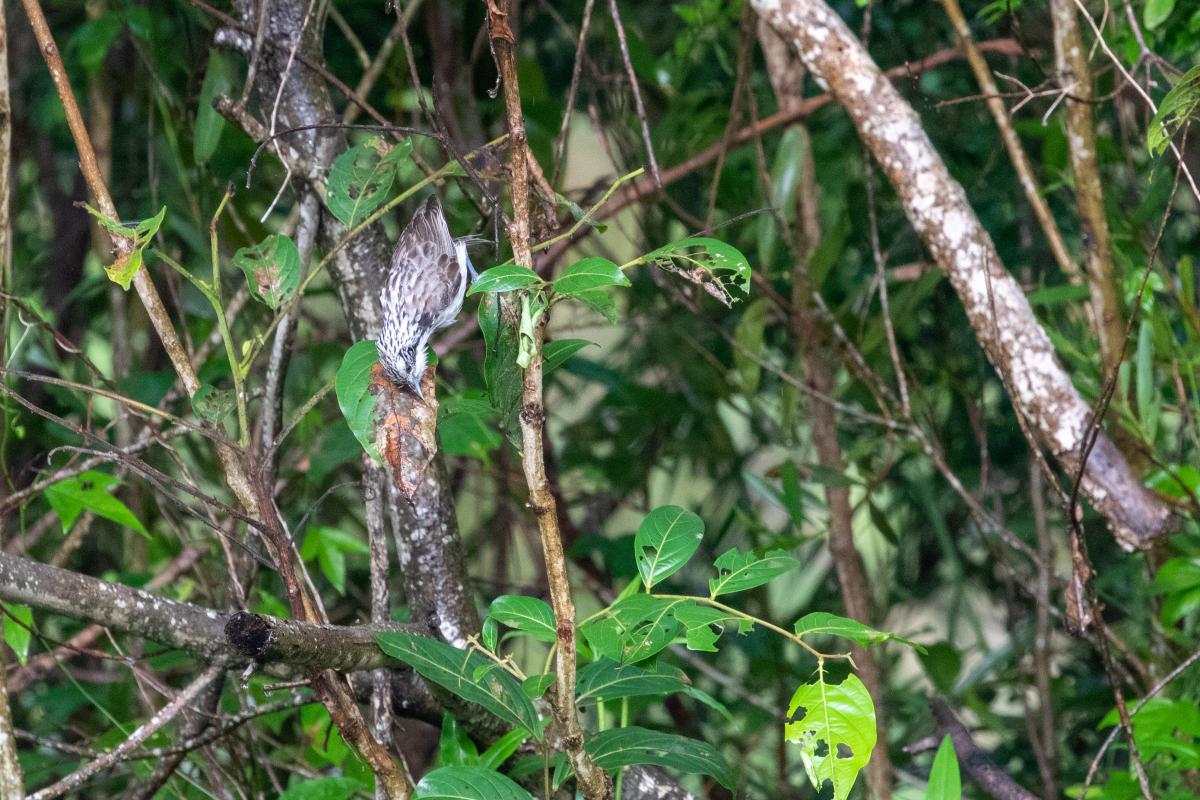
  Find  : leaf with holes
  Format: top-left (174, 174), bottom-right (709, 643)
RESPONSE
top-left (575, 658), bottom-right (688, 705)
top-left (45, 471), bottom-right (149, 538)
top-left (190, 384), bottom-right (234, 423)
top-left (673, 603), bottom-right (752, 652)
top-left (375, 631), bottom-right (542, 737)
top-left (644, 237), bottom-right (751, 302)
top-left (325, 136), bottom-right (412, 227)
top-left (335, 340), bottom-right (380, 461)
top-left (488, 595), bottom-right (557, 643)
top-left (604, 594), bottom-right (687, 663)
top-left (634, 505), bottom-right (704, 589)
top-left (234, 234), bottom-right (301, 309)
top-left (414, 766), bottom-right (534, 800)
top-left (709, 548), bottom-right (800, 598)
top-left (586, 727), bottom-right (734, 789)
top-left (786, 673), bottom-right (876, 800)
top-left (553, 257), bottom-right (630, 296)
top-left (926, 734), bottom-right (961, 800)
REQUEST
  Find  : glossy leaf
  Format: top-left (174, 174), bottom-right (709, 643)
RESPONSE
top-left (553, 257), bottom-right (630, 296)
top-left (489, 595), bottom-right (557, 643)
top-left (645, 237), bottom-right (752, 300)
top-left (543, 338), bottom-right (597, 374)
top-left (926, 734), bottom-right (961, 800)
top-left (335, 340), bottom-right (380, 461)
top-left (466, 265), bottom-right (542, 295)
top-left (576, 658), bottom-right (687, 704)
top-left (794, 612), bottom-right (899, 648)
top-left (437, 714), bottom-right (477, 767)
top-left (708, 548), bottom-right (800, 597)
top-left (325, 136), bottom-right (412, 227)
top-left (414, 766), bottom-right (534, 800)
top-left (478, 729), bottom-right (530, 770)
top-left (45, 471), bottom-right (149, 538)
top-left (586, 726), bottom-right (734, 788)
top-left (233, 234), bottom-right (302, 309)
top-left (786, 673), bottom-right (876, 800)
top-left (634, 505), bottom-right (704, 589)
top-left (375, 631), bottom-right (542, 737)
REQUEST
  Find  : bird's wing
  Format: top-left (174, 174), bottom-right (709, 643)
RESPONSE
top-left (386, 196), bottom-right (464, 332)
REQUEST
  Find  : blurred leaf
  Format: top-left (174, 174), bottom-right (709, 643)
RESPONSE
top-left (1027, 283), bottom-right (1091, 306)
top-left (300, 527), bottom-right (367, 595)
top-left (194, 49), bottom-right (232, 163)
top-left (335, 340), bottom-right (380, 461)
top-left (786, 673), bottom-right (875, 800)
top-left (478, 295), bottom-right (523, 447)
top-left (278, 777), bottom-right (361, 800)
top-left (325, 136), bottom-right (412, 227)
top-left (733, 298), bottom-right (768, 393)
top-left (375, 632), bottom-right (542, 737)
top-left (586, 727), bottom-right (734, 788)
top-left (522, 674), bottom-right (554, 699)
top-left (478, 729), bottom-right (530, 770)
top-left (234, 234), bottom-right (302, 309)
top-left (2, 603), bottom-right (32, 666)
top-left (190, 384), bottom-right (233, 423)
top-left (1144, 0), bottom-right (1175, 29)
top-left (708, 548), bottom-right (799, 597)
top-left (439, 393), bottom-right (502, 464)
top-left (45, 471), bottom-right (149, 538)
top-left (1136, 318), bottom-right (1157, 440)
top-left (1149, 65), bottom-right (1200, 156)
top-left (635, 505), bottom-right (705, 589)
top-left (926, 735), bottom-right (961, 800)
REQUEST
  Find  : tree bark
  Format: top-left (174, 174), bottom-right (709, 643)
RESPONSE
top-left (751, 0), bottom-right (1173, 550)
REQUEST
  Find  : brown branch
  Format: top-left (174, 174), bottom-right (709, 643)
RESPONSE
top-left (491, 1), bottom-right (610, 796)
top-left (930, 699), bottom-right (1039, 800)
top-left (751, 0), bottom-right (1173, 550)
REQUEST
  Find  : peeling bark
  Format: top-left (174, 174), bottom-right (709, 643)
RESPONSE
top-left (751, 0), bottom-right (1173, 549)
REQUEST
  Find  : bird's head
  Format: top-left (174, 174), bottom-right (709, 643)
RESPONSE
top-left (380, 341), bottom-right (429, 400)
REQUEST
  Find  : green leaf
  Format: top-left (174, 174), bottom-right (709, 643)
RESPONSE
top-left (1144, 0), bottom-right (1175, 29)
top-left (553, 257), bottom-right (630, 296)
top-left (94, 206), bottom-right (166, 290)
top-left (325, 136), bottom-right (412, 227)
top-left (645, 237), bottom-right (752, 299)
top-left (543, 339), bottom-right (597, 374)
top-left (576, 658), bottom-right (688, 704)
top-left (515, 292), bottom-right (546, 369)
top-left (708, 548), bottom-right (800, 597)
top-left (786, 673), bottom-right (876, 800)
top-left (335, 340), bottom-right (380, 461)
top-left (794, 612), bottom-right (906, 648)
top-left (300, 527), bottom-right (368, 596)
top-left (634, 505), bottom-right (705, 589)
top-left (233, 234), bottom-right (302, 309)
top-left (375, 631), bottom-right (542, 737)
top-left (481, 617), bottom-right (498, 652)
top-left (439, 393), bottom-right (502, 465)
top-left (478, 295), bottom-right (523, 447)
top-left (926, 734), bottom-right (961, 800)
top-left (437, 714), bottom-right (478, 767)
top-left (573, 288), bottom-right (620, 323)
top-left (522, 674), bottom-right (554, 699)
top-left (586, 727), bottom-right (734, 789)
top-left (191, 384), bottom-right (233, 423)
top-left (1148, 65), bottom-right (1200, 156)
top-left (599, 595), bottom-right (687, 663)
top-left (2, 603), bottom-right (33, 666)
top-left (489, 595), bottom-right (557, 643)
top-left (478, 729), bottom-right (530, 770)
top-left (733, 298), bottom-right (768, 392)
top-left (414, 766), bottom-right (534, 800)
top-left (45, 471), bottom-right (149, 538)
top-left (466, 265), bottom-right (542, 295)
top-left (194, 49), bottom-right (232, 163)
top-left (278, 777), bottom-right (361, 800)
top-left (1026, 283), bottom-right (1091, 306)
top-left (1136, 318), bottom-right (1157, 440)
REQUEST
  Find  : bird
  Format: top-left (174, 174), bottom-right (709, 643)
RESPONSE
top-left (377, 195), bottom-right (476, 397)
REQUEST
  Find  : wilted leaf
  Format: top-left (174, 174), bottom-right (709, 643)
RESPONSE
top-left (233, 234), bottom-right (302, 309)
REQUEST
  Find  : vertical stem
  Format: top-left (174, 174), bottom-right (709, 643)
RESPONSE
top-left (491, 2), bottom-right (610, 796)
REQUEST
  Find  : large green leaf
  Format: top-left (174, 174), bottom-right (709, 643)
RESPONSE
top-left (278, 777), bottom-right (361, 800)
top-left (439, 393), bottom-right (502, 465)
top-left (926, 734), bottom-right (961, 800)
top-left (467, 265), bottom-right (542, 295)
top-left (233, 234), bottom-right (302, 309)
top-left (415, 766), bottom-right (534, 800)
top-left (375, 631), bottom-right (542, 737)
top-left (1148, 65), bottom-right (1200, 156)
top-left (553, 257), bottom-right (630, 296)
top-left (596, 595), bottom-right (687, 663)
top-left (634, 505), bottom-right (704, 589)
top-left (488, 595), bottom-right (557, 643)
top-left (45, 471), bottom-right (149, 538)
top-left (325, 136), bottom-right (412, 227)
top-left (335, 340), bottom-right (380, 461)
top-left (786, 673), bottom-right (876, 800)
top-left (708, 548), bottom-right (800, 597)
top-left (575, 658), bottom-right (687, 704)
top-left (193, 48), bottom-right (231, 163)
top-left (586, 727), bottom-right (734, 789)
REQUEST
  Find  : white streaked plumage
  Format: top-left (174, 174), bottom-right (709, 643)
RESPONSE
top-left (377, 196), bottom-right (473, 396)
